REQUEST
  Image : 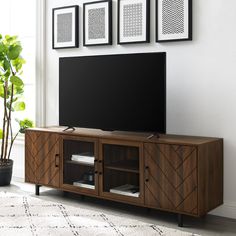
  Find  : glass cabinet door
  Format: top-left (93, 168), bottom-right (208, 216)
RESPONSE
top-left (61, 136), bottom-right (99, 195)
top-left (99, 139), bottom-right (144, 204)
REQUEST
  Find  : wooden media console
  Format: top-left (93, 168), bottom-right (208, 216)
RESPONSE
top-left (25, 127), bottom-right (223, 227)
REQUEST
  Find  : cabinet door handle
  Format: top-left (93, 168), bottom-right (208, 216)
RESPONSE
top-left (55, 154), bottom-right (59, 167)
top-left (98, 160), bottom-right (103, 173)
top-left (145, 166), bottom-right (149, 182)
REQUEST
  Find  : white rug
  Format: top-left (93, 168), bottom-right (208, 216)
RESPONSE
top-left (0, 192), bottom-right (200, 236)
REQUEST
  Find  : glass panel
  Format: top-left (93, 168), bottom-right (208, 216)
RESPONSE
top-left (64, 164), bottom-right (95, 189)
top-left (103, 144), bottom-right (140, 197)
top-left (63, 140), bottom-right (96, 190)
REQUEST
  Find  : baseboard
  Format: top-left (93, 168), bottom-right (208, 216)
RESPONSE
top-left (12, 176), bottom-right (25, 183)
top-left (210, 201), bottom-right (236, 219)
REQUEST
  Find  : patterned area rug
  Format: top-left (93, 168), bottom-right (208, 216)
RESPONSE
top-left (0, 192), bottom-right (199, 236)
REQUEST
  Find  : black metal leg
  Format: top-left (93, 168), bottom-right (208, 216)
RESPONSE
top-left (146, 208), bottom-right (151, 213)
top-left (35, 184), bottom-right (40, 196)
top-left (178, 214), bottom-right (183, 227)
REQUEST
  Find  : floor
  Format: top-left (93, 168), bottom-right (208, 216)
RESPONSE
top-left (1, 179), bottom-right (236, 236)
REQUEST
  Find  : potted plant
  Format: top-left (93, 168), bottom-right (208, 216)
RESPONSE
top-left (0, 34), bottom-right (33, 186)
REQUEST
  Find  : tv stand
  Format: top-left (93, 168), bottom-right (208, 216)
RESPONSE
top-left (35, 184), bottom-right (41, 196)
top-left (63, 126), bottom-right (76, 132)
top-left (25, 126), bottom-right (223, 227)
top-left (147, 132), bottom-right (160, 139)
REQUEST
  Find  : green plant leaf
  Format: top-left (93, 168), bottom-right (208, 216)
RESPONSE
top-left (0, 83), bottom-right (9, 99)
top-left (13, 101), bottom-right (25, 111)
top-left (0, 54), bottom-right (5, 60)
top-left (14, 86), bottom-right (24, 95)
top-left (4, 70), bottom-right (10, 79)
top-left (0, 84), bottom-right (4, 98)
top-left (7, 101), bottom-right (14, 111)
top-left (3, 59), bottom-right (10, 71)
top-left (16, 118), bottom-right (34, 133)
top-left (12, 57), bottom-right (25, 72)
top-left (8, 44), bottom-right (22, 60)
top-left (0, 43), bottom-right (4, 53)
top-left (5, 35), bottom-right (17, 44)
top-left (12, 97), bottom-right (18, 103)
top-left (10, 76), bottom-right (23, 86)
top-left (0, 34), bottom-right (29, 159)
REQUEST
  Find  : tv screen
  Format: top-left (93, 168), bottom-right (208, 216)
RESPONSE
top-left (59, 52), bottom-right (166, 133)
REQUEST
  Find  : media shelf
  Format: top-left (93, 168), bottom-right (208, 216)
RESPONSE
top-left (104, 161), bottom-right (139, 173)
top-left (110, 184), bottom-right (140, 197)
top-left (101, 141), bottom-right (142, 201)
top-left (61, 136), bottom-right (98, 192)
top-left (25, 127), bottom-right (223, 227)
top-left (103, 144), bottom-right (139, 173)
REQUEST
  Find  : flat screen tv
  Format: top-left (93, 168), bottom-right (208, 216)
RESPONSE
top-left (59, 52), bottom-right (166, 133)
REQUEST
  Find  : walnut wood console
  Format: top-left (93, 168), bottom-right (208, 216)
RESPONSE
top-left (25, 127), bottom-right (223, 227)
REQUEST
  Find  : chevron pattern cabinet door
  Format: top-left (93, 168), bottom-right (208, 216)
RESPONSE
top-left (25, 131), bottom-right (60, 188)
top-left (144, 143), bottom-right (198, 215)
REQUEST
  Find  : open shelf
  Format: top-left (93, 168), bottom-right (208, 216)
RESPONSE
top-left (62, 138), bottom-right (97, 192)
top-left (103, 168), bottom-right (139, 194)
top-left (109, 184), bottom-right (140, 197)
top-left (102, 143), bottom-right (140, 197)
top-left (105, 160), bottom-right (139, 173)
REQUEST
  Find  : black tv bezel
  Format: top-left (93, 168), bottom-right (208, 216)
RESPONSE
top-left (59, 52), bottom-right (166, 134)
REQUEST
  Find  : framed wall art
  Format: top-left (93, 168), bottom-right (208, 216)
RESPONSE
top-left (118, 0), bottom-right (150, 44)
top-left (52, 5), bottom-right (79, 49)
top-left (156, 0), bottom-right (192, 42)
top-left (83, 0), bottom-right (112, 46)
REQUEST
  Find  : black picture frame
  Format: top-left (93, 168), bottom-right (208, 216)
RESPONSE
top-left (118, 0), bottom-right (150, 44)
top-left (156, 0), bottom-right (192, 42)
top-left (83, 0), bottom-right (112, 46)
top-left (52, 5), bottom-right (79, 49)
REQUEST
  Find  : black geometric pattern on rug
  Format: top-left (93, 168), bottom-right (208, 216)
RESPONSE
top-left (0, 192), bottom-right (200, 236)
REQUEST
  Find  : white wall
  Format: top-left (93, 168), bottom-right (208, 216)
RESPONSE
top-left (45, 0), bottom-right (236, 218)
top-left (11, 140), bottom-right (25, 179)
